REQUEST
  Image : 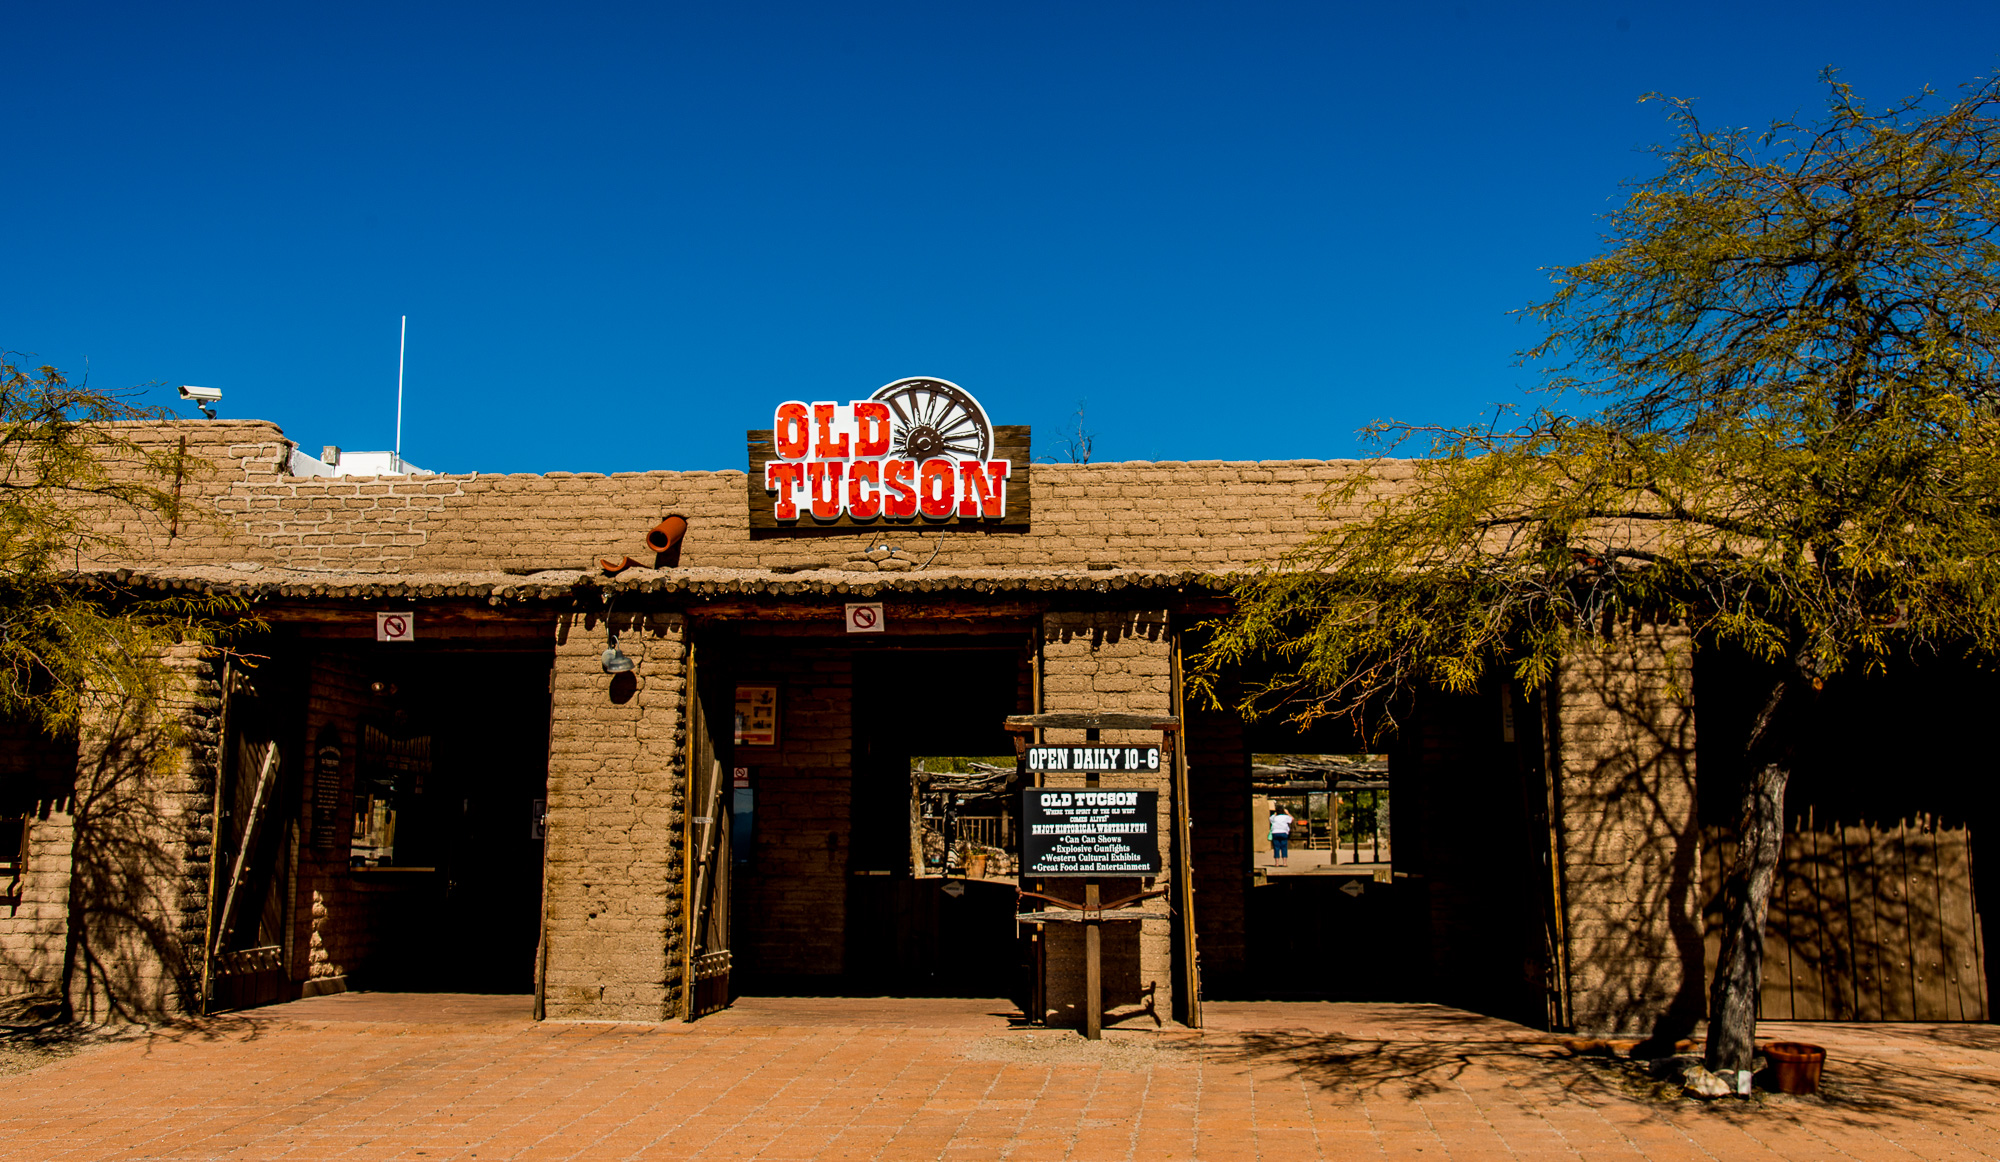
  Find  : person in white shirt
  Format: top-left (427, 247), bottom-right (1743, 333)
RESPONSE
top-left (1269, 805), bottom-right (1294, 863)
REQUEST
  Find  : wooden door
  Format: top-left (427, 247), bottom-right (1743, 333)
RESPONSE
top-left (204, 662), bottom-right (296, 1013)
top-left (682, 643), bottom-right (733, 1019)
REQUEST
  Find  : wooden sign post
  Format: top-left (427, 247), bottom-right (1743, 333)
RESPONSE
top-left (1007, 712), bottom-right (1182, 1040)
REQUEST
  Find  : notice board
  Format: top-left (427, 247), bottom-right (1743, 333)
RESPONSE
top-left (1021, 788), bottom-right (1160, 877)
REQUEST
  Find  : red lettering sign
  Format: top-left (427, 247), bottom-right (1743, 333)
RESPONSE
top-left (766, 378), bottom-right (1011, 525)
top-left (884, 459), bottom-right (917, 518)
top-left (774, 402), bottom-right (810, 460)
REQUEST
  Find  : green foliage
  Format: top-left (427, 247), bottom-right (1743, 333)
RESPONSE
top-left (1, 356), bottom-right (250, 734)
top-left (1192, 71), bottom-right (2000, 733)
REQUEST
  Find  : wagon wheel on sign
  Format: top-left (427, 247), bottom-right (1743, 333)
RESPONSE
top-left (870, 378), bottom-right (993, 462)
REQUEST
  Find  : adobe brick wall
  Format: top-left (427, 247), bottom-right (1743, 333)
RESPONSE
top-left (59, 646), bottom-right (220, 1019)
top-left (35, 418), bottom-right (1729, 1040)
top-left (0, 816), bottom-right (73, 1002)
top-left (92, 420), bottom-right (1420, 576)
top-left (0, 722), bottom-right (78, 1002)
top-left (542, 610), bottom-right (687, 1021)
top-left (1556, 625), bottom-right (1704, 1037)
top-left (1037, 610), bottom-right (1177, 1026)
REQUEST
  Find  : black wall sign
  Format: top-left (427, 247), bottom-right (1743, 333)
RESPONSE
top-left (309, 740), bottom-right (344, 850)
top-left (1021, 788), bottom-right (1160, 877)
top-left (1025, 745), bottom-right (1161, 774)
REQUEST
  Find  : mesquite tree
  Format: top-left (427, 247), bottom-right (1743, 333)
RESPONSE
top-left (1191, 73), bottom-right (2000, 1072)
top-left (1, 356), bottom-right (247, 735)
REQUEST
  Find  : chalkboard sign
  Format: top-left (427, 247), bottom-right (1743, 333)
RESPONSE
top-left (1021, 788), bottom-right (1159, 877)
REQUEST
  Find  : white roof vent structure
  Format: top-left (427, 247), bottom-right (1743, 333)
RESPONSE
top-left (289, 445), bottom-right (433, 478)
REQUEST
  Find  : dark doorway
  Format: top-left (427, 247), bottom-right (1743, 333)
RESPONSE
top-left (847, 647), bottom-right (1030, 1000)
top-left (1231, 713), bottom-right (1424, 1001)
top-left (1219, 687), bottom-right (1559, 1029)
top-left (208, 659), bottom-right (303, 1013)
top-left (267, 645), bottom-right (552, 1005)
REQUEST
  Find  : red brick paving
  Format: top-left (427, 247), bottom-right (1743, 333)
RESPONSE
top-left (3, 994), bottom-right (1999, 1160)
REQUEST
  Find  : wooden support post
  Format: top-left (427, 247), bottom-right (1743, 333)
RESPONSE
top-left (1164, 724), bottom-right (1201, 1030)
top-left (1084, 878), bottom-right (1102, 1040)
top-left (1084, 758), bottom-right (1102, 1041)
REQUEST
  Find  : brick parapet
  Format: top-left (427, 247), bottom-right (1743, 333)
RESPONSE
top-left (86, 419), bottom-right (1421, 577)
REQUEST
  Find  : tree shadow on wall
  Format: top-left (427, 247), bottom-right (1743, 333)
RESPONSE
top-left (1552, 627), bottom-right (1707, 1046)
top-left (60, 690), bottom-right (209, 1023)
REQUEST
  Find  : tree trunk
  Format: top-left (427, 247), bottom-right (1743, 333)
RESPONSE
top-left (1704, 755), bottom-right (1788, 1074)
top-left (1704, 666), bottom-right (1808, 1075)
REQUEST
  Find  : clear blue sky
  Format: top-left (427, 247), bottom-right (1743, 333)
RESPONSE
top-left (6, 3), bottom-right (1996, 473)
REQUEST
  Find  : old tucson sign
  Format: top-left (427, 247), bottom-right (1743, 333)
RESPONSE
top-left (748, 377), bottom-right (1031, 533)
top-left (1021, 789), bottom-right (1161, 877)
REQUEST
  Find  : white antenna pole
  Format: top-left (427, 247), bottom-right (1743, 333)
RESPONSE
top-left (394, 315), bottom-right (407, 473)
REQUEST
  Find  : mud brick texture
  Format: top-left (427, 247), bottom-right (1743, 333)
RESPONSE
top-left (7, 645), bottom-right (222, 1020)
top-left (1554, 624), bottom-right (1702, 1037)
top-left (543, 611), bottom-right (689, 1022)
top-left (91, 419), bottom-right (1422, 576)
top-left (6, 416), bottom-right (1749, 1044)
top-left (0, 721), bottom-right (79, 1001)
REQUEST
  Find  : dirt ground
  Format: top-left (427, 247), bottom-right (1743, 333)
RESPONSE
top-left (0, 1001), bottom-right (145, 1081)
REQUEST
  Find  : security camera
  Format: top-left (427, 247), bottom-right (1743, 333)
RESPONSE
top-left (177, 384), bottom-right (221, 419)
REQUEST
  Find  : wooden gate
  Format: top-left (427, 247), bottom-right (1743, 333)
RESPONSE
top-left (1705, 813), bottom-right (1987, 1021)
top-left (204, 662), bottom-right (297, 1013)
top-left (681, 643), bottom-right (733, 1020)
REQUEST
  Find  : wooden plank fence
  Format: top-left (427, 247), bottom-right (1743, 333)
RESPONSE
top-left (1704, 812), bottom-right (1987, 1022)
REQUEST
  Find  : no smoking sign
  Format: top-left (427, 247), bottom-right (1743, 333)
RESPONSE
top-left (844, 602), bottom-right (885, 634)
top-left (376, 612), bottom-right (417, 642)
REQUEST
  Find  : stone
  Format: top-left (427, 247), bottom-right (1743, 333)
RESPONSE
top-left (1681, 1065), bottom-right (1734, 1099)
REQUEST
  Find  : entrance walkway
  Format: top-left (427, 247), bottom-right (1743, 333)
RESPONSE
top-left (4, 994), bottom-right (1999, 1159)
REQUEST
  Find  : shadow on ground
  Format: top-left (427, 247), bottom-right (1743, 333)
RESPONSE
top-left (1204, 1015), bottom-right (2000, 1135)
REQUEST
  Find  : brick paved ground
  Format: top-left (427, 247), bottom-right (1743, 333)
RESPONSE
top-left (4, 993), bottom-right (1999, 1160)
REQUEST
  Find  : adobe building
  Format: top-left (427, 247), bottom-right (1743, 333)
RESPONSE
top-left (1, 378), bottom-right (1989, 1035)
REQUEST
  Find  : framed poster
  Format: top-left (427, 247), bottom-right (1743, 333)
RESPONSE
top-left (734, 685), bottom-right (778, 747)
